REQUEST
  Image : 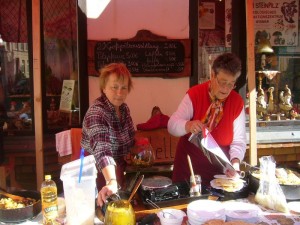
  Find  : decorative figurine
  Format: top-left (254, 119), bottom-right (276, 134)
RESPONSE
top-left (256, 86), bottom-right (267, 119)
top-left (50, 98), bottom-right (56, 111)
top-left (290, 109), bottom-right (298, 120)
top-left (19, 101), bottom-right (31, 115)
top-left (264, 86), bottom-right (275, 121)
top-left (47, 98), bottom-right (59, 124)
top-left (267, 86), bottom-right (275, 114)
top-left (10, 101), bottom-right (17, 111)
top-left (279, 84), bottom-right (293, 119)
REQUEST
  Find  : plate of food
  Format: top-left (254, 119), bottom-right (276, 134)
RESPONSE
top-left (210, 178), bottom-right (245, 192)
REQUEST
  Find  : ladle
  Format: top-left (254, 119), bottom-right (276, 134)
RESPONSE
top-left (146, 199), bottom-right (176, 219)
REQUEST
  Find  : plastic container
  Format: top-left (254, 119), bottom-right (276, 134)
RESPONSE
top-left (41, 175), bottom-right (58, 225)
top-left (157, 208), bottom-right (186, 225)
top-left (190, 175), bottom-right (201, 197)
top-left (60, 155), bottom-right (97, 225)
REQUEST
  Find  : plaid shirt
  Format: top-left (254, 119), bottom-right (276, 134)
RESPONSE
top-left (81, 94), bottom-right (135, 171)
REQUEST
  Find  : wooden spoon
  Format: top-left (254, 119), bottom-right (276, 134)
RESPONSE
top-left (0, 190), bottom-right (27, 202)
top-left (128, 174), bottom-right (144, 202)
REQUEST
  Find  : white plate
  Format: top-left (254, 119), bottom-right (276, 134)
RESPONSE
top-left (187, 199), bottom-right (225, 220)
top-left (214, 174), bottom-right (231, 179)
top-left (213, 174), bottom-right (244, 180)
top-left (288, 201), bottom-right (300, 214)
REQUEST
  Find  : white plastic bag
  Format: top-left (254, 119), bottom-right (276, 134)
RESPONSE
top-left (254, 156), bottom-right (289, 212)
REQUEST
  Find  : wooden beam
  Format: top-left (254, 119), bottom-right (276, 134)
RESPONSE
top-left (32, 0), bottom-right (44, 190)
top-left (246, 0), bottom-right (257, 166)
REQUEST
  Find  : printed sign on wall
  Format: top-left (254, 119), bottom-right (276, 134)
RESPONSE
top-left (253, 0), bottom-right (299, 46)
top-left (199, 2), bottom-right (215, 29)
top-left (59, 80), bottom-right (75, 112)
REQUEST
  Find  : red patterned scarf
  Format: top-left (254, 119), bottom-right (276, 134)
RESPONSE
top-left (201, 92), bottom-right (226, 132)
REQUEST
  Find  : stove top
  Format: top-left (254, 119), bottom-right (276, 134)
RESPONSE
top-left (139, 182), bottom-right (210, 208)
top-left (141, 184), bottom-right (180, 202)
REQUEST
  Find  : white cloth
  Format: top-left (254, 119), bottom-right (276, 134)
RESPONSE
top-left (55, 130), bottom-right (72, 157)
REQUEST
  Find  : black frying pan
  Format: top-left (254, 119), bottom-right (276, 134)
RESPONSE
top-left (248, 167), bottom-right (300, 201)
top-left (0, 189), bottom-right (41, 223)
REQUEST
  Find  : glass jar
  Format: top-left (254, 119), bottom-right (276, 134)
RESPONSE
top-left (104, 199), bottom-right (135, 225)
top-left (190, 174), bottom-right (201, 197)
top-left (131, 137), bottom-right (155, 167)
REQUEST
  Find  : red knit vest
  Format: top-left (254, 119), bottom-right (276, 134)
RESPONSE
top-left (188, 81), bottom-right (244, 149)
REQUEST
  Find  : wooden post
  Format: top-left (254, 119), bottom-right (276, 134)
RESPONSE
top-left (246, 0), bottom-right (257, 166)
top-left (32, 0), bottom-right (44, 190)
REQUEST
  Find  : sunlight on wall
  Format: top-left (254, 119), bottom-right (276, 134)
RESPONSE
top-left (86, 0), bottom-right (111, 19)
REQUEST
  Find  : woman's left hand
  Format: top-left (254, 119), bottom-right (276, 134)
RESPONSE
top-left (97, 180), bottom-right (118, 207)
top-left (225, 158), bottom-right (242, 178)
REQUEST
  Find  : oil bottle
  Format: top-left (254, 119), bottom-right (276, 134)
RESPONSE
top-left (41, 175), bottom-right (58, 225)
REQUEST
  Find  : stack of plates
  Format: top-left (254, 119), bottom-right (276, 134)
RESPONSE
top-left (187, 200), bottom-right (225, 225)
top-left (222, 201), bottom-right (261, 223)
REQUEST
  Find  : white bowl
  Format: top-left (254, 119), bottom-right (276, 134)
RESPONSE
top-left (187, 200), bottom-right (225, 221)
top-left (157, 208), bottom-right (186, 225)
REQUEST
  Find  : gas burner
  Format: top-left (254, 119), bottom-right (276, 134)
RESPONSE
top-left (141, 176), bottom-right (172, 191)
top-left (141, 184), bottom-right (180, 202)
top-left (139, 181), bottom-right (193, 204)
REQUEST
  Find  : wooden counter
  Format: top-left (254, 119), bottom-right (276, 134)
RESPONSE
top-left (133, 194), bottom-right (300, 225)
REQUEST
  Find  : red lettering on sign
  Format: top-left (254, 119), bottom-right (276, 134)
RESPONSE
top-left (255, 2), bottom-right (279, 9)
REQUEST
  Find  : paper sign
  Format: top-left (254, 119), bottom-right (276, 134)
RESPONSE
top-left (199, 2), bottom-right (215, 29)
top-left (253, 0), bottom-right (299, 46)
top-left (59, 80), bottom-right (75, 112)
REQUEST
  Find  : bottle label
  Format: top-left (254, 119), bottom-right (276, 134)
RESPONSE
top-left (44, 205), bottom-right (58, 213)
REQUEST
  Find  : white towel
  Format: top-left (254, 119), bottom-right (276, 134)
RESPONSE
top-left (55, 130), bottom-right (72, 156)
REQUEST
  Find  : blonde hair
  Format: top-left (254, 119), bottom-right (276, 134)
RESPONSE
top-left (99, 63), bottom-right (133, 93)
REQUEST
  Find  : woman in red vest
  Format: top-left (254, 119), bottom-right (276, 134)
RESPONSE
top-left (168, 53), bottom-right (246, 186)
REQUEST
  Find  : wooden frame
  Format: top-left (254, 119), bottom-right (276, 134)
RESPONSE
top-left (33, 0), bottom-right (88, 189)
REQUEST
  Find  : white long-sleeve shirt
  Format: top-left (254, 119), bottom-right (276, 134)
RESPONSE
top-left (168, 93), bottom-right (247, 162)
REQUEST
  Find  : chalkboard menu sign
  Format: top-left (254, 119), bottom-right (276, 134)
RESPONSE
top-left (94, 41), bottom-right (185, 74)
top-left (87, 30), bottom-right (191, 77)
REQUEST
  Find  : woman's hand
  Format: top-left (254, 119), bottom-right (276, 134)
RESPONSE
top-left (225, 158), bottom-right (241, 178)
top-left (186, 120), bottom-right (204, 134)
top-left (97, 179), bottom-right (118, 207)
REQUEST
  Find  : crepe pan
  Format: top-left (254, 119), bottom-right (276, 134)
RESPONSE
top-left (141, 176), bottom-right (172, 191)
top-left (0, 189), bottom-right (41, 223)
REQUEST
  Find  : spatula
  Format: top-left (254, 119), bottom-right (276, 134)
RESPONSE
top-left (0, 190), bottom-right (27, 202)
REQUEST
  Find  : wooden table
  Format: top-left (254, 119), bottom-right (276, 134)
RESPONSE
top-left (9, 194), bottom-right (299, 225)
